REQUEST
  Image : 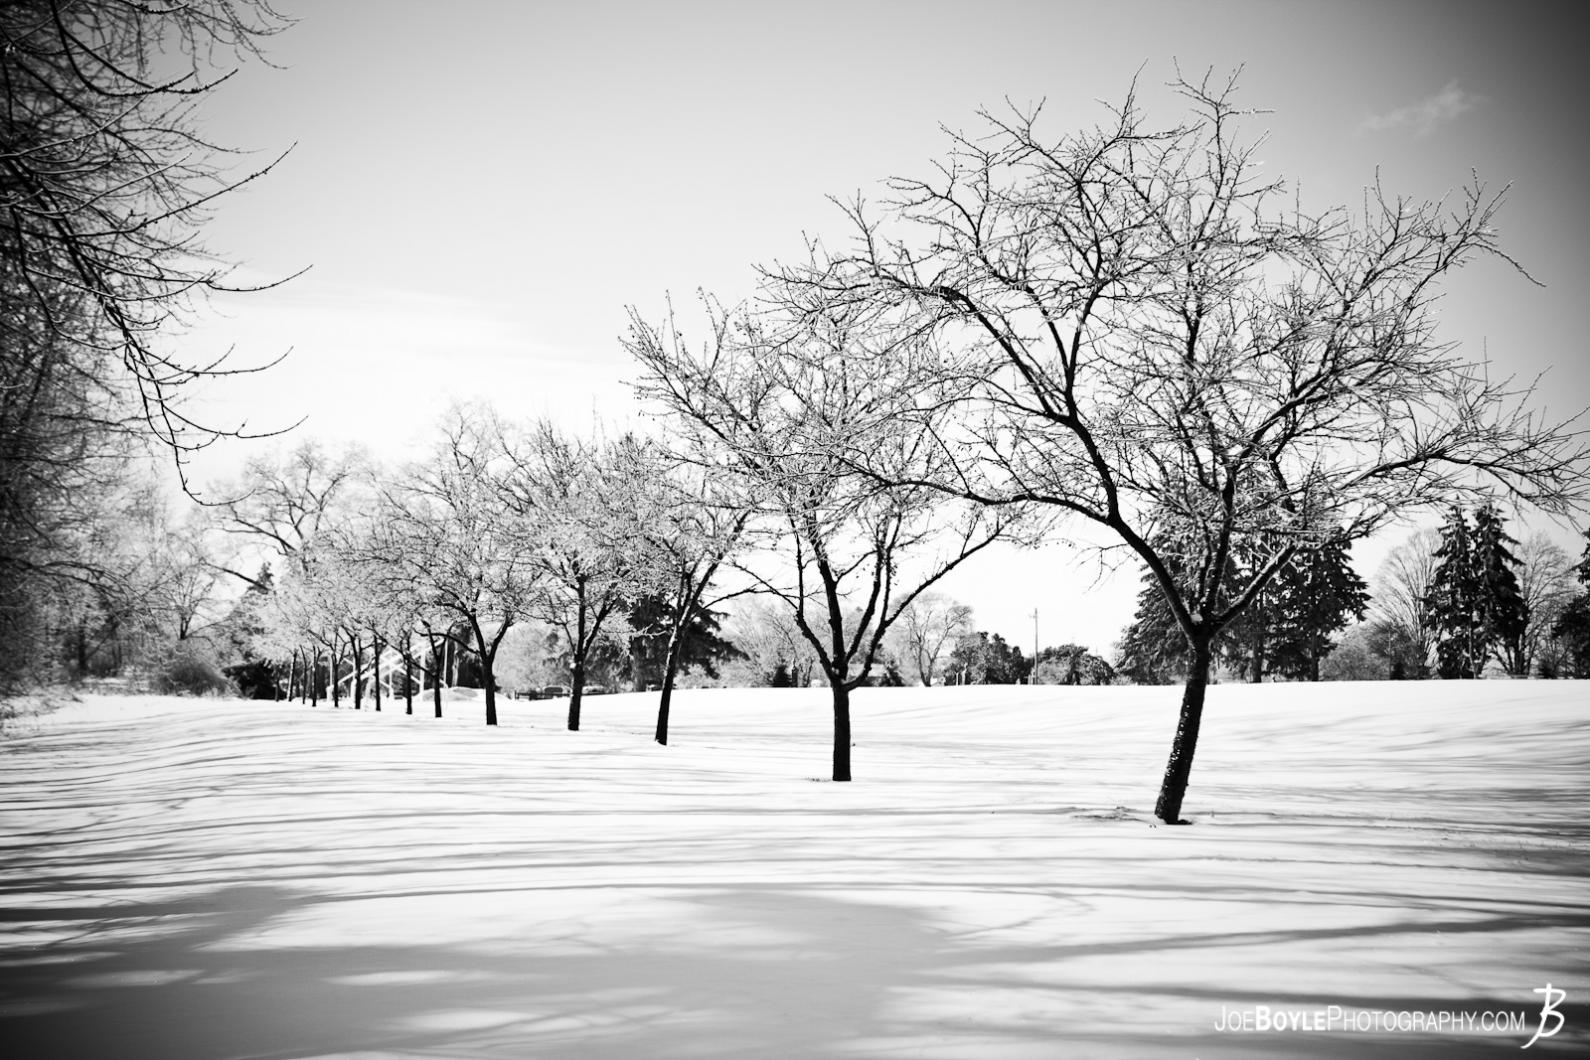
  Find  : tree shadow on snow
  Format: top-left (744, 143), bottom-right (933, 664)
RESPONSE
top-left (3, 882), bottom-right (1585, 1059)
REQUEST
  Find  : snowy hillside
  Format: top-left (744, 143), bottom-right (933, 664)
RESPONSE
top-left (2, 682), bottom-right (1587, 1058)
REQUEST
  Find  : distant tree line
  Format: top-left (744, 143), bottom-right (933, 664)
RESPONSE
top-left (1114, 504), bottom-right (1589, 683)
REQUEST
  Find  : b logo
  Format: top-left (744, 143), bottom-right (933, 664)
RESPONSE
top-left (1522, 983), bottom-right (1566, 1049)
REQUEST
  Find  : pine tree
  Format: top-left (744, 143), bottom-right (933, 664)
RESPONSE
top-left (1549, 529), bottom-right (1590, 676)
top-left (1269, 540), bottom-right (1370, 681)
top-left (626, 591), bottom-right (739, 691)
top-left (223, 563), bottom-right (281, 699)
top-left (1472, 504), bottom-right (1529, 675)
top-left (1116, 531), bottom-right (1366, 684)
top-left (1117, 574), bottom-right (1190, 684)
top-left (1427, 505), bottom-right (1529, 678)
top-left (1427, 508), bottom-right (1483, 678)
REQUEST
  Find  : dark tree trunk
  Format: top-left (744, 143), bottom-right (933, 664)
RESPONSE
top-left (568, 596), bottom-right (588, 731)
top-left (831, 679), bottom-right (852, 782)
top-left (568, 655), bottom-right (585, 731)
top-left (308, 648), bottom-right (319, 707)
top-left (470, 623), bottom-right (498, 727)
top-left (372, 635), bottom-right (382, 712)
top-left (404, 648), bottom-right (414, 715)
top-left (350, 634), bottom-right (365, 710)
top-left (425, 634), bottom-right (443, 718)
top-left (654, 626), bottom-right (687, 746)
top-left (329, 643), bottom-right (341, 708)
top-left (1154, 635), bottom-right (1213, 824)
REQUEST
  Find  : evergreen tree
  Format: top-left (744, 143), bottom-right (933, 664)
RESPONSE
top-left (1426, 505), bottom-right (1528, 678)
top-left (1549, 529), bottom-right (1590, 676)
top-left (223, 564), bottom-right (281, 699)
top-left (626, 591), bottom-right (740, 691)
top-left (1116, 575), bottom-right (1188, 685)
top-left (1472, 504), bottom-right (1529, 675)
top-left (1427, 508), bottom-right (1482, 678)
top-left (1268, 540), bottom-right (1370, 681)
top-left (1116, 530), bottom-right (1366, 683)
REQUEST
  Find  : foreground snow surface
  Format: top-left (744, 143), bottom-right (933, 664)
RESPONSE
top-left (2, 684), bottom-right (1587, 1059)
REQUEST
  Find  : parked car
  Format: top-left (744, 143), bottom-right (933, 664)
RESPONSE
top-left (542, 684), bottom-right (570, 698)
top-left (581, 685), bottom-right (608, 696)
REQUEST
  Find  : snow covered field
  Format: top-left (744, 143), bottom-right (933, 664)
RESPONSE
top-left (3, 683), bottom-right (1587, 1059)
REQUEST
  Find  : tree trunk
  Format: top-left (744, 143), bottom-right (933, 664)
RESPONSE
top-left (351, 634), bottom-right (364, 710)
top-left (309, 647), bottom-right (319, 707)
top-left (1250, 623), bottom-right (1267, 684)
top-left (568, 655), bottom-right (585, 731)
top-left (329, 640), bottom-right (341, 708)
top-left (404, 648), bottom-right (414, 715)
top-left (654, 626), bottom-right (687, 746)
top-left (831, 679), bottom-right (853, 782)
top-left (472, 625), bottom-right (498, 727)
top-left (1154, 635), bottom-right (1213, 824)
top-left (568, 596), bottom-right (589, 731)
top-left (430, 640), bottom-right (444, 718)
top-left (372, 635), bottom-right (382, 712)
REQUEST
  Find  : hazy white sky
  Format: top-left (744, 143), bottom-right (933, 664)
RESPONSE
top-left (173, 0), bottom-right (1590, 655)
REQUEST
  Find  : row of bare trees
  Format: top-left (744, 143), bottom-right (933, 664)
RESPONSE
top-left (218, 366), bottom-right (1017, 785)
top-left (204, 413), bottom-right (747, 739)
top-left (624, 71), bottom-right (1588, 821)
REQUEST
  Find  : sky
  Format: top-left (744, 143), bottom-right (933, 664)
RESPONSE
top-left (169, 0), bottom-right (1590, 657)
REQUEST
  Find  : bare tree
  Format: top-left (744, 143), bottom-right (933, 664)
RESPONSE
top-left (1509, 532), bottom-right (1577, 677)
top-left (497, 421), bottom-right (652, 732)
top-left (724, 602), bottom-right (821, 688)
top-left (821, 72), bottom-right (1588, 819)
top-left (629, 291), bottom-right (1009, 781)
top-left (624, 441), bottom-right (751, 743)
top-left (891, 592), bottom-right (974, 686)
top-left (2, 1), bottom-right (294, 470)
top-left (1367, 529), bottom-right (1441, 679)
top-left (206, 440), bottom-right (371, 590)
top-left (386, 407), bottom-right (540, 726)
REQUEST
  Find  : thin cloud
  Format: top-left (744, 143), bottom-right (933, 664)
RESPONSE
top-left (1360, 80), bottom-right (1482, 137)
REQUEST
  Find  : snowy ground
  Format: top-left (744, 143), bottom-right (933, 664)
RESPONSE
top-left (2, 682), bottom-right (1587, 1059)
